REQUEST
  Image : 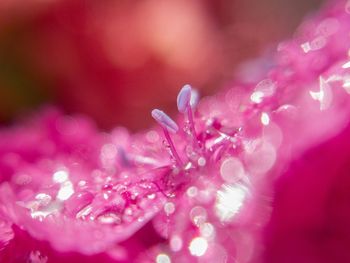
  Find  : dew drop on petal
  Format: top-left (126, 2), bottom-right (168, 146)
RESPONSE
top-left (29, 251), bottom-right (48, 263)
top-left (146, 130), bottom-right (160, 143)
top-left (65, 191), bottom-right (94, 216)
top-left (197, 157), bottom-right (206, 167)
top-left (199, 223), bottom-right (215, 239)
top-left (164, 202), bottom-right (176, 215)
top-left (187, 186), bottom-right (198, 198)
top-left (245, 141), bottom-right (276, 174)
top-left (170, 235), bottom-right (183, 252)
top-left (190, 206), bottom-right (207, 226)
top-left (76, 205), bottom-right (93, 219)
top-left (310, 36), bottom-right (327, 51)
top-left (97, 213), bottom-right (122, 225)
top-left (301, 42), bottom-right (312, 53)
top-left (254, 79), bottom-right (276, 97)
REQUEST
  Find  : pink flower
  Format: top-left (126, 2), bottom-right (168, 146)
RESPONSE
top-left (1, 0), bottom-right (350, 262)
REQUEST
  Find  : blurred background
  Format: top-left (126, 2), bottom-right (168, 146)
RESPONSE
top-left (0, 0), bottom-right (324, 131)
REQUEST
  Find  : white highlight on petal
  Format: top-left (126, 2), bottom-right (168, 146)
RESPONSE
top-left (156, 253), bottom-right (171, 263)
top-left (342, 61), bottom-right (350, 69)
top-left (301, 42), bottom-right (312, 53)
top-left (261, 112), bottom-right (270, 126)
top-left (57, 181), bottom-right (74, 201)
top-left (189, 237), bottom-right (208, 257)
top-left (215, 184), bottom-right (247, 222)
top-left (52, 170), bottom-right (68, 183)
top-left (35, 193), bottom-right (52, 206)
top-left (250, 91), bottom-right (264, 103)
top-left (309, 76), bottom-right (333, 110)
top-left (220, 157), bottom-right (245, 183)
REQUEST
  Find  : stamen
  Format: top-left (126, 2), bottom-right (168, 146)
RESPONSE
top-left (190, 89), bottom-right (199, 109)
top-left (151, 109), bottom-right (183, 167)
top-left (177, 84), bottom-right (192, 113)
top-left (151, 109), bottom-right (179, 134)
top-left (177, 85), bottom-right (199, 149)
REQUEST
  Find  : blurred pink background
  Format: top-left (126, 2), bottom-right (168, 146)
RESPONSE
top-left (0, 0), bottom-right (323, 130)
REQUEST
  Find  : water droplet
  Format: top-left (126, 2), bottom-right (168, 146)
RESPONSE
top-left (146, 130), bottom-right (160, 143)
top-left (187, 186), bottom-right (198, 198)
top-left (245, 140), bottom-right (276, 174)
top-left (200, 223), bottom-right (215, 239)
top-left (29, 250), bottom-right (48, 263)
top-left (164, 202), bottom-right (176, 215)
top-left (76, 205), bottom-right (93, 219)
top-left (35, 193), bottom-right (52, 207)
top-left (170, 235), bottom-right (183, 252)
top-left (301, 42), bottom-right (312, 53)
top-left (197, 157), bottom-right (206, 167)
top-left (30, 201), bottom-right (62, 221)
top-left (124, 207), bottom-right (133, 216)
top-left (97, 213), bottom-right (122, 225)
top-left (65, 191), bottom-right (94, 216)
top-left (310, 36), bottom-right (327, 51)
top-left (13, 173), bottom-right (32, 185)
top-left (252, 79), bottom-right (276, 102)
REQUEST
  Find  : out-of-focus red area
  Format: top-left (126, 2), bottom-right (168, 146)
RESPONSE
top-left (0, 0), bottom-right (323, 130)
